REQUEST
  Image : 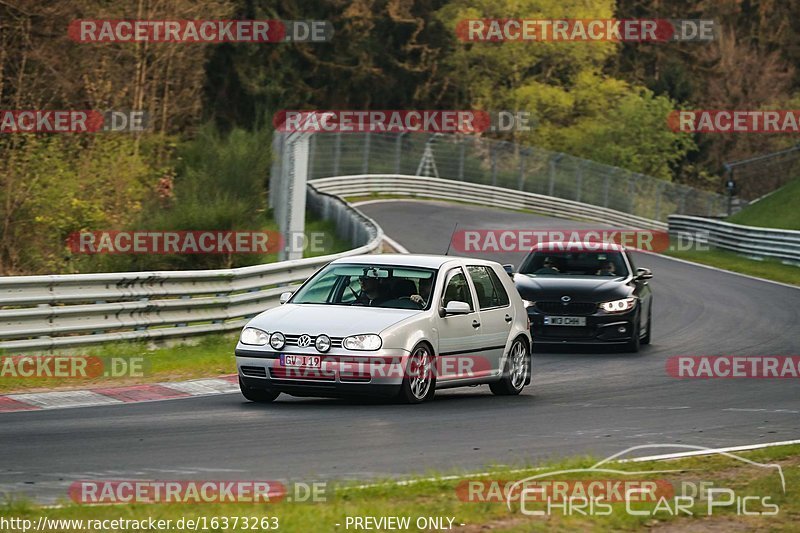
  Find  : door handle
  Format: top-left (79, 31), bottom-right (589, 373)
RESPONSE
top-left (504, 314), bottom-right (513, 323)
top-left (472, 320), bottom-right (481, 328)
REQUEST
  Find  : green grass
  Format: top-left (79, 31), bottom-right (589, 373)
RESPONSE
top-left (303, 217), bottom-right (353, 258)
top-left (2, 444), bottom-right (797, 532)
top-left (0, 216), bottom-right (351, 395)
top-left (0, 333), bottom-right (239, 394)
top-left (0, 212), bottom-right (352, 394)
top-left (663, 245), bottom-right (800, 286)
top-left (7, 198), bottom-right (793, 394)
top-left (728, 178), bottom-right (800, 230)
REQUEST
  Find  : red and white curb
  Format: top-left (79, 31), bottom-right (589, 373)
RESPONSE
top-left (0, 375), bottom-right (239, 413)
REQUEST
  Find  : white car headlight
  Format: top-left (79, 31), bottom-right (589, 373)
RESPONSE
top-left (600, 297), bottom-right (636, 313)
top-left (269, 331), bottom-right (286, 350)
top-left (343, 334), bottom-right (382, 351)
top-left (240, 327), bottom-right (269, 346)
top-left (522, 299), bottom-right (536, 308)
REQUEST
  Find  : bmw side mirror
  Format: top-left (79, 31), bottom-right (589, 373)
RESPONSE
top-left (441, 301), bottom-right (471, 317)
top-left (279, 291), bottom-right (293, 304)
top-left (502, 264), bottom-right (515, 277)
top-left (635, 268), bottom-right (653, 280)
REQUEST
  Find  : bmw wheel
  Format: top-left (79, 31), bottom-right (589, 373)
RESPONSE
top-left (641, 304), bottom-right (652, 345)
top-left (625, 321), bottom-right (641, 353)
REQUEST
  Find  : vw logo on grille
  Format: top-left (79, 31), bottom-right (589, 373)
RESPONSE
top-left (561, 295), bottom-right (571, 303)
top-left (297, 334), bottom-right (312, 347)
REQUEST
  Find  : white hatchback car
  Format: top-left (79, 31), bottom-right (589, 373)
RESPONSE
top-left (235, 254), bottom-right (532, 403)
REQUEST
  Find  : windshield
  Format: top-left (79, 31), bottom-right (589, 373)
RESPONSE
top-left (290, 263), bottom-right (437, 310)
top-left (519, 251), bottom-right (629, 278)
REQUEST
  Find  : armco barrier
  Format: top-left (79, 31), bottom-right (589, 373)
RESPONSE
top-left (669, 215), bottom-right (800, 264)
top-left (311, 174), bottom-right (667, 231)
top-left (0, 184), bottom-right (383, 351)
top-left (5, 176), bottom-right (741, 352)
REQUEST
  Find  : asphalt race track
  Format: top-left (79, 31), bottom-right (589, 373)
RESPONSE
top-left (2, 200), bottom-right (799, 504)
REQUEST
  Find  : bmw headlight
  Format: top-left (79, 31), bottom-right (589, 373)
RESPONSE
top-left (240, 327), bottom-right (269, 346)
top-left (522, 299), bottom-right (536, 309)
top-left (600, 297), bottom-right (636, 313)
top-left (269, 331), bottom-right (286, 350)
top-left (343, 334), bottom-right (382, 351)
top-left (315, 334), bottom-right (331, 353)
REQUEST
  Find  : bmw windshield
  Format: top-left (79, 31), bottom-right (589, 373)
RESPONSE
top-left (290, 264), bottom-right (437, 310)
top-left (519, 251), bottom-right (629, 279)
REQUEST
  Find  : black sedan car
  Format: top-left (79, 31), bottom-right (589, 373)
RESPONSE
top-left (510, 242), bottom-right (653, 352)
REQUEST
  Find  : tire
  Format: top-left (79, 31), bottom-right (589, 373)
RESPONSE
top-left (398, 343), bottom-right (436, 404)
top-left (490, 338), bottom-right (528, 396)
top-left (625, 320), bottom-right (641, 353)
top-left (641, 305), bottom-right (652, 345)
top-left (239, 376), bottom-right (280, 403)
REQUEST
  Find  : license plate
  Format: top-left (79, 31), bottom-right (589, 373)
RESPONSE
top-left (282, 355), bottom-right (322, 368)
top-left (544, 316), bottom-right (586, 326)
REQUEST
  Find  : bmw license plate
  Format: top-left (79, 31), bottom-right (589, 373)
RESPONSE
top-left (282, 355), bottom-right (322, 368)
top-left (544, 316), bottom-right (586, 326)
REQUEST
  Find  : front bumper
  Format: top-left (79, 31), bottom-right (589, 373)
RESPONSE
top-left (235, 348), bottom-right (410, 397)
top-left (527, 307), bottom-right (638, 345)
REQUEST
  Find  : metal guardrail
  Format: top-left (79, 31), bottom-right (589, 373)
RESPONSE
top-left (669, 215), bottom-right (800, 264)
top-left (0, 184), bottom-right (383, 351)
top-left (7, 173), bottom-right (768, 352)
top-left (724, 145), bottom-right (800, 202)
top-left (312, 174), bottom-right (667, 231)
top-left (307, 132), bottom-right (729, 222)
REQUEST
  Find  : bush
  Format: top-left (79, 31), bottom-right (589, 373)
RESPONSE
top-left (0, 135), bottom-right (161, 275)
top-left (72, 124), bottom-right (276, 272)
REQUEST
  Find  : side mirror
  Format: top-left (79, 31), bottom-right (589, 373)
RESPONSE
top-left (279, 291), bottom-right (293, 304)
top-left (440, 300), bottom-right (471, 317)
top-left (502, 264), bottom-right (515, 277)
top-left (635, 268), bottom-right (653, 280)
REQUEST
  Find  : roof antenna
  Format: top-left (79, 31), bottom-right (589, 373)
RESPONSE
top-left (444, 222), bottom-right (459, 255)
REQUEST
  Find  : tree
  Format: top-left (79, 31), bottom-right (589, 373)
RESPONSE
top-left (435, 0), bottom-right (694, 177)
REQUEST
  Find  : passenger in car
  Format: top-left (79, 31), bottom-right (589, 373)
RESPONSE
top-left (596, 261), bottom-right (617, 276)
top-left (534, 257), bottom-right (560, 275)
top-left (356, 275), bottom-right (390, 306)
top-left (392, 279), bottom-right (417, 299)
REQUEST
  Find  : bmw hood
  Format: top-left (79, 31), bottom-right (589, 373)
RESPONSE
top-left (244, 304), bottom-right (420, 337)
top-left (513, 274), bottom-right (632, 302)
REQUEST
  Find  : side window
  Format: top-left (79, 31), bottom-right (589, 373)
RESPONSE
top-left (486, 267), bottom-right (510, 307)
top-left (339, 275), bottom-right (359, 303)
top-left (299, 272), bottom-right (338, 303)
top-left (442, 268), bottom-right (474, 311)
top-left (467, 266), bottom-right (509, 309)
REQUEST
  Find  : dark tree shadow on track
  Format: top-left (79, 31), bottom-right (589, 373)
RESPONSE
top-left (235, 386), bottom-right (537, 409)
top-left (534, 344), bottom-right (653, 360)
